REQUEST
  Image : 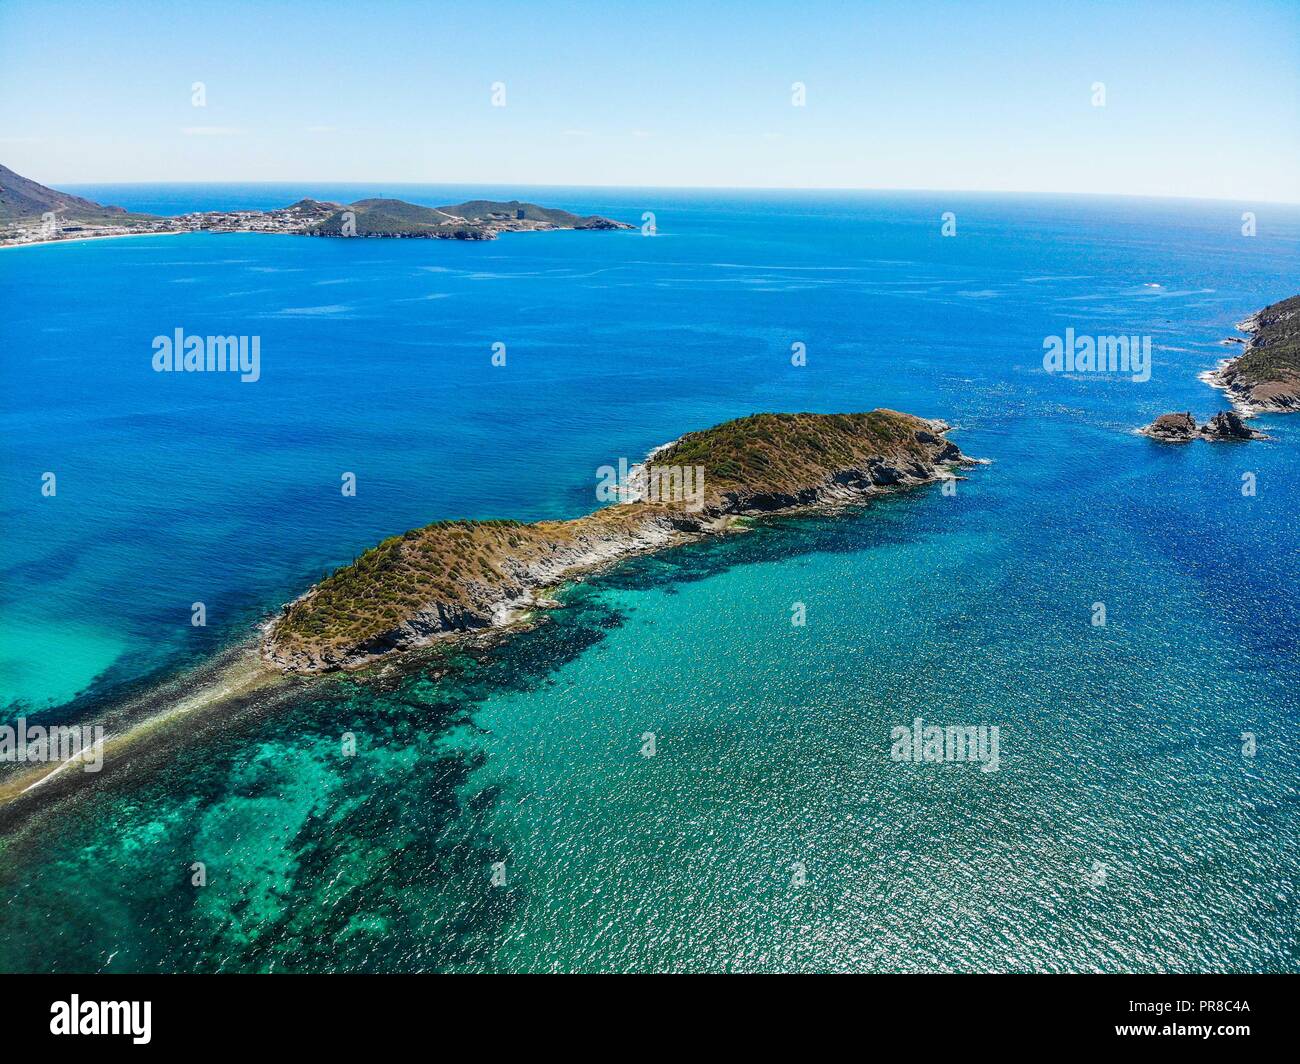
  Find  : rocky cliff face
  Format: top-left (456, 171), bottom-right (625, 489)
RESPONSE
top-left (264, 411), bottom-right (976, 673)
top-left (264, 510), bottom-right (703, 673)
top-left (1204, 295), bottom-right (1300, 414)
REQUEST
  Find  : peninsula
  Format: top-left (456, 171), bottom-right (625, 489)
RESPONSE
top-left (1203, 294), bottom-right (1300, 414)
top-left (264, 411), bottom-right (975, 673)
top-left (0, 163), bottom-right (632, 246)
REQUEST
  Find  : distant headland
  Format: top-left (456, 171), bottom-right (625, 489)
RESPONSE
top-left (264, 411), bottom-right (977, 673)
top-left (1139, 293), bottom-right (1299, 441)
top-left (1202, 294), bottom-right (1300, 415)
top-left (0, 163), bottom-right (633, 246)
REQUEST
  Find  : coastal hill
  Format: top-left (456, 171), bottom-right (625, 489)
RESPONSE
top-left (0, 163), bottom-right (632, 245)
top-left (1205, 294), bottom-right (1300, 413)
top-left (651, 411), bottom-right (964, 509)
top-left (0, 162), bottom-right (123, 218)
top-left (0, 162), bottom-right (163, 230)
top-left (308, 197), bottom-right (631, 239)
top-left (264, 411), bottom-right (974, 672)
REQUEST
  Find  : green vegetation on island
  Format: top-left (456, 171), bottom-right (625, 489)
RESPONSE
top-left (655, 411), bottom-right (962, 508)
top-left (1206, 294), bottom-right (1300, 413)
top-left (265, 410), bottom-right (973, 673)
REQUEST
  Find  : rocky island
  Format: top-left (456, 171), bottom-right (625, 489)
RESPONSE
top-left (1139, 410), bottom-right (1268, 443)
top-left (1203, 294), bottom-right (1300, 414)
top-left (264, 411), bottom-right (975, 673)
top-left (0, 163), bottom-right (631, 246)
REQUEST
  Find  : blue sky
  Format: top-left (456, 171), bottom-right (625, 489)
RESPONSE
top-left (2, 0), bottom-right (1297, 201)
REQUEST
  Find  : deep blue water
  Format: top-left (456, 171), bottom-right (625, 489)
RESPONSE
top-left (0, 186), bottom-right (1297, 971)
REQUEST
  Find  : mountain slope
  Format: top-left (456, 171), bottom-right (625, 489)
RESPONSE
top-left (0, 163), bottom-right (131, 221)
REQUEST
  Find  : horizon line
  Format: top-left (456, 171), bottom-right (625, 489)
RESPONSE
top-left (46, 178), bottom-right (1300, 209)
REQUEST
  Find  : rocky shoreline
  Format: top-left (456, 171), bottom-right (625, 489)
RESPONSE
top-left (262, 509), bottom-right (726, 673)
top-left (1201, 359), bottom-right (1300, 415)
top-left (1201, 297), bottom-right (1300, 415)
top-left (1137, 294), bottom-right (1299, 442)
top-left (263, 411), bottom-right (976, 674)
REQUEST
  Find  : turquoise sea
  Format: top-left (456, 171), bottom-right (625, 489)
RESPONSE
top-left (0, 186), bottom-right (1297, 972)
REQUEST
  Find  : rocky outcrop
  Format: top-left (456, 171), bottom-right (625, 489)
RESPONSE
top-left (1202, 295), bottom-right (1300, 414)
top-left (1205, 360), bottom-right (1300, 414)
top-left (571, 216), bottom-right (630, 231)
top-left (264, 411), bottom-right (978, 673)
top-left (1140, 410), bottom-right (1268, 442)
top-left (1141, 412), bottom-right (1198, 442)
top-left (1203, 411), bottom-right (1267, 440)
